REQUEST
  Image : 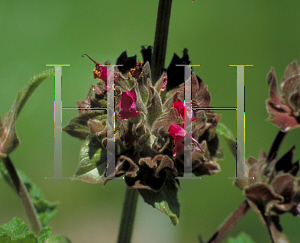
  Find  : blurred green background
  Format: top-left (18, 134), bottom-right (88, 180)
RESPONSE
top-left (1, 1), bottom-right (300, 242)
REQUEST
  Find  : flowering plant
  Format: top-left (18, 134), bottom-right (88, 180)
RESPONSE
top-left (0, 1), bottom-right (299, 243)
top-left (63, 49), bottom-right (224, 226)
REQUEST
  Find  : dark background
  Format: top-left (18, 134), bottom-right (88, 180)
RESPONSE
top-left (1, 1), bottom-right (300, 242)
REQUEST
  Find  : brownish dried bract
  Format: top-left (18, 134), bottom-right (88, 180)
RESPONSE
top-left (266, 60), bottom-right (300, 132)
top-left (235, 148), bottom-right (300, 243)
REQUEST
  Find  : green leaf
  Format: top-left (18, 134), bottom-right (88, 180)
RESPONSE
top-left (0, 69), bottom-right (54, 157)
top-left (0, 163), bottom-right (58, 227)
top-left (216, 122), bottom-right (236, 158)
top-left (62, 111), bottom-right (106, 140)
top-left (227, 232), bottom-right (256, 243)
top-left (72, 137), bottom-right (107, 183)
top-left (138, 172), bottom-right (180, 226)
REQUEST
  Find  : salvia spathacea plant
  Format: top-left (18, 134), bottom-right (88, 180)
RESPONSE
top-left (0, 1), bottom-right (299, 243)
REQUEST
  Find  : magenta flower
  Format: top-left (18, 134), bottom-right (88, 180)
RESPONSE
top-left (93, 63), bottom-right (108, 81)
top-left (168, 124), bottom-right (186, 157)
top-left (173, 101), bottom-right (197, 123)
top-left (168, 123), bottom-right (203, 157)
top-left (118, 91), bottom-right (139, 120)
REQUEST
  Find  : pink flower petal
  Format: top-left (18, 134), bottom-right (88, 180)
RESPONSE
top-left (118, 91), bottom-right (139, 120)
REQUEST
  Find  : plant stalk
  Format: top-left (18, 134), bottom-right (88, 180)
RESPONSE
top-left (207, 200), bottom-right (250, 243)
top-left (151, 0), bottom-right (173, 84)
top-left (266, 130), bottom-right (287, 162)
top-left (117, 187), bottom-right (139, 243)
top-left (2, 156), bottom-right (42, 234)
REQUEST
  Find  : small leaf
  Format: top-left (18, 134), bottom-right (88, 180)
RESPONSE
top-left (72, 137), bottom-right (107, 183)
top-left (216, 122), bottom-right (236, 158)
top-left (0, 69), bottom-right (54, 157)
top-left (227, 232), bottom-right (256, 243)
top-left (138, 172), bottom-right (180, 226)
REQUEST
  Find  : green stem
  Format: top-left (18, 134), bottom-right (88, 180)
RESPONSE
top-left (2, 156), bottom-right (42, 235)
top-left (151, 0), bottom-right (173, 84)
top-left (207, 200), bottom-right (250, 243)
top-left (117, 187), bottom-right (139, 243)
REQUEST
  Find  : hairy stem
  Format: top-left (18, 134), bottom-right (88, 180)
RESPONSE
top-left (151, 0), bottom-right (173, 84)
top-left (207, 200), bottom-right (250, 243)
top-left (117, 187), bottom-right (139, 243)
top-left (2, 156), bottom-right (42, 234)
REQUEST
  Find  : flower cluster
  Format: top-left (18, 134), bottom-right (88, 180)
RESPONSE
top-left (65, 49), bottom-right (224, 187)
top-left (63, 48), bottom-right (223, 224)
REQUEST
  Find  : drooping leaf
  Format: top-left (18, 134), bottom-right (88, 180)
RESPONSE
top-left (216, 122), bottom-right (236, 158)
top-left (0, 69), bottom-right (54, 157)
top-left (227, 232), bottom-right (256, 243)
top-left (138, 172), bottom-right (180, 226)
top-left (72, 137), bottom-right (107, 183)
top-left (0, 163), bottom-right (58, 227)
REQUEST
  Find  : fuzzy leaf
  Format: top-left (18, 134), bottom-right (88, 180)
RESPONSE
top-left (136, 62), bottom-right (150, 105)
top-left (147, 83), bottom-right (163, 126)
top-left (216, 122), bottom-right (236, 158)
top-left (138, 172), bottom-right (180, 226)
top-left (0, 69), bottom-right (54, 157)
top-left (72, 137), bottom-right (107, 183)
top-left (0, 163), bottom-right (58, 227)
top-left (227, 232), bottom-right (256, 243)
